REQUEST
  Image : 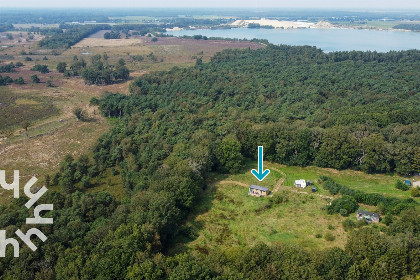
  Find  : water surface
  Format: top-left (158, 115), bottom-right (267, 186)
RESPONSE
top-left (167, 28), bottom-right (420, 52)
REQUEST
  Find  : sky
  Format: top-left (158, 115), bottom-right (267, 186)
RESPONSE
top-left (1, 0), bottom-right (420, 9)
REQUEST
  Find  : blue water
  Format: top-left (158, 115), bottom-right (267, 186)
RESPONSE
top-left (167, 28), bottom-right (420, 52)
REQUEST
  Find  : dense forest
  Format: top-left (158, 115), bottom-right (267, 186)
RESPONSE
top-left (1, 45), bottom-right (420, 279)
top-left (98, 45), bottom-right (420, 175)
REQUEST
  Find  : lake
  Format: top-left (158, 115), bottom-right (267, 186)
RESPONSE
top-left (166, 28), bottom-right (420, 52)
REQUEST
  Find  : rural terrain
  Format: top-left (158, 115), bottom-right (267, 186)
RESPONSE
top-left (0, 8), bottom-right (419, 279)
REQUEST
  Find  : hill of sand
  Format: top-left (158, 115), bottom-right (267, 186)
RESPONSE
top-left (231, 19), bottom-right (335, 29)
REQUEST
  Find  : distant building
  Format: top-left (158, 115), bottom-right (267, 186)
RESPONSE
top-left (404, 180), bottom-right (412, 186)
top-left (249, 185), bottom-right (269, 197)
top-left (311, 187), bottom-right (317, 192)
top-left (357, 210), bottom-right (380, 223)
top-left (294, 179), bottom-right (306, 188)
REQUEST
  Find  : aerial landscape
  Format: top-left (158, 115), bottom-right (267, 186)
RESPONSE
top-left (0, 0), bottom-right (419, 279)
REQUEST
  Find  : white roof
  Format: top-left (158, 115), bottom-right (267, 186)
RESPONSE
top-left (295, 179), bottom-right (306, 184)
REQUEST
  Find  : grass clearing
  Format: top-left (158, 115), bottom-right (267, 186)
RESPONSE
top-left (170, 160), bottom-right (417, 255)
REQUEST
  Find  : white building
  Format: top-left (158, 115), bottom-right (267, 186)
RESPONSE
top-left (294, 179), bottom-right (307, 188)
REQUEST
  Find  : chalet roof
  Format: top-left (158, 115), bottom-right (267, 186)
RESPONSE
top-left (249, 185), bottom-right (269, 192)
top-left (357, 210), bottom-right (380, 218)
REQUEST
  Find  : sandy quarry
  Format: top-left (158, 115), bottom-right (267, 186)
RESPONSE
top-left (231, 19), bottom-right (335, 29)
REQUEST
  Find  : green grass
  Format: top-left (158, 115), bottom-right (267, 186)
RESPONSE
top-left (272, 163), bottom-right (417, 200)
top-left (169, 161), bottom-right (417, 255)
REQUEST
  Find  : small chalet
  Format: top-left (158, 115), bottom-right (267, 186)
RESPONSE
top-left (249, 185), bottom-right (269, 197)
top-left (356, 210), bottom-right (380, 223)
top-left (311, 187), bottom-right (317, 192)
top-left (294, 179), bottom-right (307, 188)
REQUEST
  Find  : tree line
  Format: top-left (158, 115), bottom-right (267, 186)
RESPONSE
top-left (38, 24), bottom-right (111, 49)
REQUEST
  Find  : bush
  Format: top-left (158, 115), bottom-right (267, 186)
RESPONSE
top-left (342, 219), bottom-right (356, 231)
top-left (411, 187), bottom-right (420, 197)
top-left (73, 107), bottom-right (88, 121)
top-left (151, 37), bottom-right (158, 42)
top-left (31, 74), bottom-right (40, 83)
top-left (31, 64), bottom-right (49, 73)
top-left (355, 219), bottom-right (368, 228)
top-left (24, 57), bottom-right (32, 61)
top-left (269, 193), bottom-right (286, 204)
top-left (395, 180), bottom-right (409, 191)
top-left (383, 214), bottom-right (393, 226)
top-left (14, 77), bottom-right (24, 84)
top-left (315, 233), bottom-right (322, 238)
top-left (56, 62), bottom-right (67, 73)
top-left (327, 195), bottom-right (359, 216)
top-left (324, 232), bottom-right (335, 241)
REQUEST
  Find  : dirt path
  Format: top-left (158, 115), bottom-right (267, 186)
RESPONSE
top-left (269, 166), bottom-right (287, 194)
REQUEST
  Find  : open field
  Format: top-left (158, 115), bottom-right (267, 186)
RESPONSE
top-left (65, 34), bottom-right (263, 71)
top-left (170, 160), bottom-right (419, 255)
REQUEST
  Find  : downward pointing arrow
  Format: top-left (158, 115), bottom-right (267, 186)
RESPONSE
top-left (251, 146), bottom-right (270, 181)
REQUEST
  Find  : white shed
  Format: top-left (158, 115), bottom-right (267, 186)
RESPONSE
top-left (294, 179), bottom-right (307, 188)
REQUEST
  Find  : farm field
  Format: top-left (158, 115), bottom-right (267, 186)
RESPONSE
top-left (170, 160), bottom-right (418, 255)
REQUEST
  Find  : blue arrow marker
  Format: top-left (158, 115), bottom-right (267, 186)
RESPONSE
top-left (251, 146), bottom-right (270, 181)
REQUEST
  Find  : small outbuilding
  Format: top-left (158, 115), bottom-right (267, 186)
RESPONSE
top-left (356, 210), bottom-right (380, 223)
top-left (404, 180), bottom-right (412, 186)
top-left (249, 185), bottom-right (269, 197)
top-left (311, 187), bottom-right (317, 192)
top-left (294, 179), bottom-right (307, 188)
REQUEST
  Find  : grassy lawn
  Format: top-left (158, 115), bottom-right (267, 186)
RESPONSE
top-left (271, 163), bottom-right (417, 200)
top-left (170, 160), bottom-right (418, 255)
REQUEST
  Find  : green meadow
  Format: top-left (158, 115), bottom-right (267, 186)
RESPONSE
top-left (170, 161), bottom-right (417, 255)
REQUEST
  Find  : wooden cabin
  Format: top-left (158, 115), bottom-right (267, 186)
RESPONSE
top-left (249, 185), bottom-right (269, 197)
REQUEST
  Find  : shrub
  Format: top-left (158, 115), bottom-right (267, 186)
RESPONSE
top-left (151, 37), bottom-right (158, 42)
top-left (324, 232), bottom-right (335, 241)
top-left (73, 107), bottom-right (87, 121)
top-left (31, 64), bottom-right (49, 73)
top-left (395, 180), bottom-right (409, 191)
top-left (56, 62), bottom-right (67, 73)
top-left (355, 219), bottom-right (368, 228)
top-left (269, 193), bottom-right (287, 205)
top-left (383, 214), bottom-right (393, 226)
top-left (327, 195), bottom-right (358, 216)
top-left (24, 57), bottom-right (32, 61)
top-left (14, 77), bottom-right (24, 84)
top-left (315, 233), bottom-right (322, 238)
top-left (31, 74), bottom-right (40, 83)
top-left (342, 219), bottom-right (356, 231)
top-left (411, 187), bottom-right (420, 197)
